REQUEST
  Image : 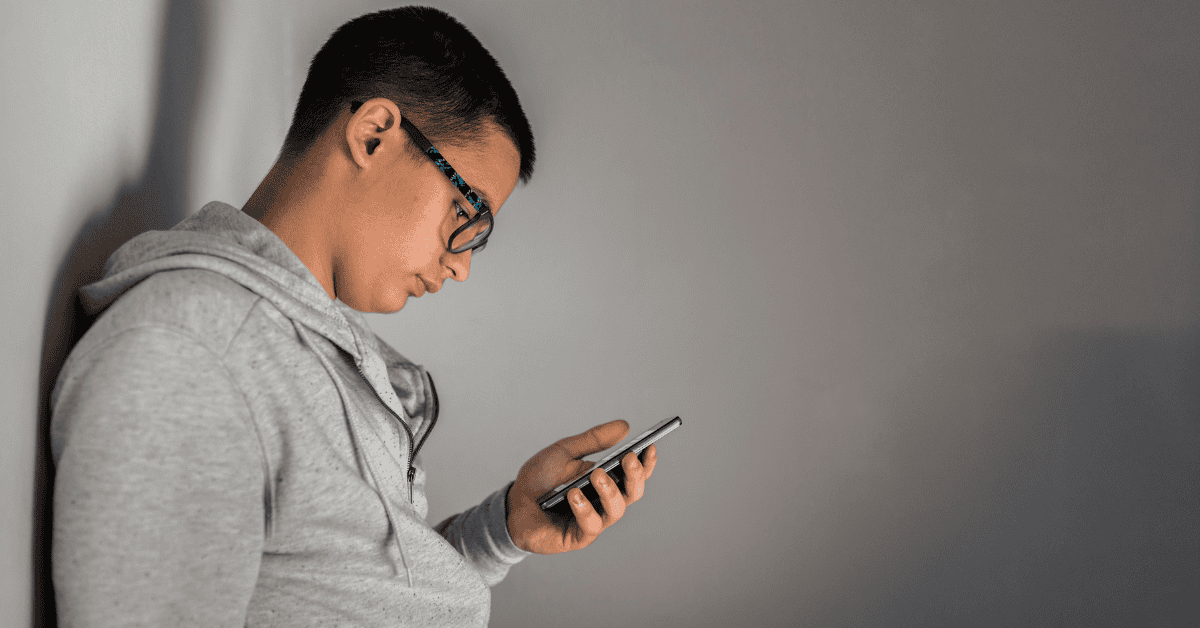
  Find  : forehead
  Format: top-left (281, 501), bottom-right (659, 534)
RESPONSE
top-left (431, 124), bottom-right (521, 214)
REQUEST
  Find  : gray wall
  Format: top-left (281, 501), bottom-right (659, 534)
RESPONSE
top-left (3, 1), bottom-right (1198, 626)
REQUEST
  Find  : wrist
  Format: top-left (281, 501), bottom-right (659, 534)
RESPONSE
top-left (504, 482), bottom-right (526, 551)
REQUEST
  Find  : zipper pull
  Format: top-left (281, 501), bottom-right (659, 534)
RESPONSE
top-left (407, 466), bottom-right (416, 503)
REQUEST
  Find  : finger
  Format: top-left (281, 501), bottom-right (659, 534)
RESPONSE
top-left (517, 451), bottom-right (592, 496)
top-left (621, 451), bottom-right (646, 503)
top-left (552, 420), bottom-right (629, 460)
top-left (641, 444), bottom-right (657, 480)
top-left (591, 468), bottom-right (626, 525)
top-left (567, 488), bottom-right (603, 542)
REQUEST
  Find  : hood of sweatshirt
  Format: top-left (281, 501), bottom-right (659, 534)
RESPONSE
top-left (84, 202), bottom-right (358, 352)
top-left (80, 201), bottom-right (417, 402)
top-left (79, 200), bottom-right (427, 583)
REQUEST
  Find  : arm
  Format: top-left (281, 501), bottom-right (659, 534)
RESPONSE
top-left (433, 484), bottom-right (531, 587)
top-left (51, 327), bottom-right (266, 628)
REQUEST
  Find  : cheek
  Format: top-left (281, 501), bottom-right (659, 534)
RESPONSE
top-left (341, 236), bottom-right (424, 313)
top-left (373, 198), bottom-right (448, 270)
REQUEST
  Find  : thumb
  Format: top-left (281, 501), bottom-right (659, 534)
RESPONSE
top-left (553, 419), bottom-right (630, 459)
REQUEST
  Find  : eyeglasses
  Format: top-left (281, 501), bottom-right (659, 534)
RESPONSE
top-left (398, 116), bottom-right (493, 254)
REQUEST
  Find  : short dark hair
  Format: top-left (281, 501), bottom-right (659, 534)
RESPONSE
top-left (282, 6), bottom-right (535, 182)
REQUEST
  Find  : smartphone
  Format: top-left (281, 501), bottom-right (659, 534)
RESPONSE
top-left (538, 416), bottom-right (682, 517)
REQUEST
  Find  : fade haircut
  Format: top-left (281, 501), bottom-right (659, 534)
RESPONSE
top-left (282, 6), bottom-right (535, 182)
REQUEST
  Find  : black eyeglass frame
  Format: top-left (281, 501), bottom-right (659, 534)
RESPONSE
top-left (397, 116), bottom-right (494, 254)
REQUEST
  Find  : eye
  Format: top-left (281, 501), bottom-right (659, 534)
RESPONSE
top-left (454, 200), bottom-right (470, 221)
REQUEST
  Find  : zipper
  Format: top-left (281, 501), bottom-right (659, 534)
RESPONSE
top-left (412, 373), bottom-right (440, 463)
top-left (406, 373), bottom-right (440, 500)
top-left (352, 361), bottom-right (441, 504)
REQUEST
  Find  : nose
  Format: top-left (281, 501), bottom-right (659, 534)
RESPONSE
top-left (443, 248), bottom-right (471, 282)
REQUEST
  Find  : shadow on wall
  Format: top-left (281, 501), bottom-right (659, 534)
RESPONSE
top-left (31, 1), bottom-right (211, 625)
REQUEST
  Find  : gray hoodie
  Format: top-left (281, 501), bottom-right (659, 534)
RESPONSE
top-left (51, 201), bottom-right (529, 627)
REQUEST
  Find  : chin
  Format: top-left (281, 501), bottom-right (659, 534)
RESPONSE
top-left (341, 289), bottom-right (408, 314)
top-left (366, 293), bottom-right (408, 314)
top-left (382, 291), bottom-right (411, 314)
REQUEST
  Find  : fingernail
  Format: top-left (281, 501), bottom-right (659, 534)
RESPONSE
top-left (571, 492), bottom-right (585, 505)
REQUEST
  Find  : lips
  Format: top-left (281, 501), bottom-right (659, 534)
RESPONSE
top-left (416, 276), bottom-right (438, 297)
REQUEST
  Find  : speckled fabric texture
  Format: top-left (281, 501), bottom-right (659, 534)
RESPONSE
top-left (51, 202), bottom-right (528, 627)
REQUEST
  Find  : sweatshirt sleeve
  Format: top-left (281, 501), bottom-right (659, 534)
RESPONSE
top-left (51, 326), bottom-right (266, 628)
top-left (433, 483), bottom-right (531, 587)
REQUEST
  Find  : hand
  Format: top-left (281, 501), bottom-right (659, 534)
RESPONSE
top-left (506, 419), bottom-right (658, 554)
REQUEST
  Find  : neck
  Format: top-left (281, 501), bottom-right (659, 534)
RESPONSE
top-left (244, 153), bottom-right (341, 300)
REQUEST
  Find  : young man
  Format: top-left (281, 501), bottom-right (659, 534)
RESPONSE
top-left (50, 7), bottom-right (656, 626)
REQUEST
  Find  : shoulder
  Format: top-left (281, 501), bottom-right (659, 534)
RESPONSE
top-left (52, 269), bottom-right (270, 462)
top-left (55, 268), bottom-right (268, 415)
top-left (82, 268), bottom-right (264, 359)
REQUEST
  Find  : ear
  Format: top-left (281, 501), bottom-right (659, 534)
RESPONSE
top-left (346, 97), bottom-right (400, 170)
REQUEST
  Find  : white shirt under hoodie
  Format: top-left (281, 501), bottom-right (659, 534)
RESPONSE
top-left (51, 202), bottom-right (529, 627)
